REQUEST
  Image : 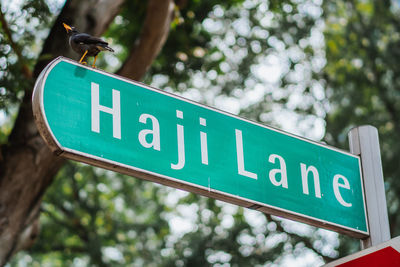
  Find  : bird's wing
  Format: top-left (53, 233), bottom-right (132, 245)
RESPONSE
top-left (72, 33), bottom-right (114, 52)
top-left (72, 33), bottom-right (108, 45)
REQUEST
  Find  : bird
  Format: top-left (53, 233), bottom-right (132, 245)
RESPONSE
top-left (63, 23), bottom-right (114, 68)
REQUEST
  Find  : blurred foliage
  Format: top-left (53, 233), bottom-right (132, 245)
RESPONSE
top-left (11, 161), bottom-right (337, 266)
top-left (0, 0), bottom-right (52, 114)
top-left (23, 162), bottom-right (171, 266)
top-left (144, 0), bottom-right (322, 126)
top-left (322, 0), bottom-right (400, 256)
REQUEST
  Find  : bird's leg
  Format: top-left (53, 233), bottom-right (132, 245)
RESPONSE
top-left (79, 50), bottom-right (88, 64)
top-left (92, 55), bottom-right (98, 68)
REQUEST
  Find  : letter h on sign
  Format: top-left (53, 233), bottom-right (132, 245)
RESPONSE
top-left (91, 82), bottom-right (121, 139)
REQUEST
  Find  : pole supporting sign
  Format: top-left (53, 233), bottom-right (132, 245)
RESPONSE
top-left (33, 57), bottom-right (368, 237)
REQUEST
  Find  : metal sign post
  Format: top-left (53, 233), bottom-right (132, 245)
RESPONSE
top-left (348, 125), bottom-right (390, 249)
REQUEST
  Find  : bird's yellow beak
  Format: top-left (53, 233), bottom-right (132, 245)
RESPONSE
top-left (63, 23), bottom-right (72, 32)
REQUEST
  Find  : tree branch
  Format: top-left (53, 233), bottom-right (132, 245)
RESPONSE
top-left (42, 205), bottom-right (89, 243)
top-left (0, 4), bottom-right (32, 79)
top-left (33, 244), bottom-right (87, 254)
top-left (117, 0), bottom-right (175, 81)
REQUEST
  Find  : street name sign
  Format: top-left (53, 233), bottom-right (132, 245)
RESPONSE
top-left (324, 236), bottom-right (400, 266)
top-left (33, 57), bottom-right (368, 237)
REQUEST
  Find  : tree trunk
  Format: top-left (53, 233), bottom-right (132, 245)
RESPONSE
top-left (117, 0), bottom-right (175, 80)
top-left (0, 0), bottom-right (124, 264)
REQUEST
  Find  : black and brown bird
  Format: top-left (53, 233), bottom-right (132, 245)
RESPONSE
top-left (63, 23), bottom-right (114, 67)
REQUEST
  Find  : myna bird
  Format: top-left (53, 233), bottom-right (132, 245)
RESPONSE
top-left (63, 23), bottom-right (114, 68)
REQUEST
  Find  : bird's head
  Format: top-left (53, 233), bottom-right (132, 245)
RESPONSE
top-left (63, 23), bottom-right (78, 35)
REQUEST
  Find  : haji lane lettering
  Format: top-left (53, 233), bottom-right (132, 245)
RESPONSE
top-left (91, 82), bottom-right (353, 209)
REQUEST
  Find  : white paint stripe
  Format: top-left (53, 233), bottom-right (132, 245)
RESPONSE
top-left (392, 237), bottom-right (400, 253)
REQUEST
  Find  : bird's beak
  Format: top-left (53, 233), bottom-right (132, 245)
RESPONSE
top-left (63, 23), bottom-right (72, 32)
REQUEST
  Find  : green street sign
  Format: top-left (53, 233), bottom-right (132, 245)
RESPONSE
top-left (33, 57), bottom-right (368, 237)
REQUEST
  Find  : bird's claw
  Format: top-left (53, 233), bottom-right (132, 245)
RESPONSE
top-left (91, 65), bottom-right (97, 68)
top-left (81, 61), bottom-right (87, 65)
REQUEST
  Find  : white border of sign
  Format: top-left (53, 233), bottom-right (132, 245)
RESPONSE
top-left (32, 57), bottom-right (369, 238)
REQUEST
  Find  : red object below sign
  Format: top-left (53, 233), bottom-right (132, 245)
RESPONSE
top-left (337, 247), bottom-right (400, 267)
top-left (324, 236), bottom-right (400, 267)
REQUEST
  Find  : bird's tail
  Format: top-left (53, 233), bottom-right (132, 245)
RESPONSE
top-left (105, 46), bottom-right (114, 52)
top-left (97, 44), bottom-right (114, 52)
